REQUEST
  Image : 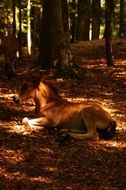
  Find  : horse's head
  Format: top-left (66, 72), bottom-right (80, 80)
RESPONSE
top-left (13, 76), bottom-right (41, 105)
top-left (13, 74), bottom-right (61, 113)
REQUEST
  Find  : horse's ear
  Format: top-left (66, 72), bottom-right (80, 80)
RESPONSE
top-left (28, 74), bottom-right (41, 88)
top-left (34, 71), bottom-right (46, 81)
top-left (41, 74), bottom-right (46, 82)
top-left (34, 76), bottom-right (41, 87)
top-left (29, 72), bottom-right (47, 88)
top-left (32, 73), bottom-right (47, 87)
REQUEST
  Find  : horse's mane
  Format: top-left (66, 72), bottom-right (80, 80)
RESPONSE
top-left (42, 80), bottom-right (61, 98)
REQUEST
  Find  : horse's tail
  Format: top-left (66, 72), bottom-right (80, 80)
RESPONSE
top-left (99, 120), bottom-right (116, 140)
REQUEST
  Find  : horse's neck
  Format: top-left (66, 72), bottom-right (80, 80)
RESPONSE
top-left (34, 92), bottom-right (48, 111)
top-left (34, 85), bottom-right (62, 114)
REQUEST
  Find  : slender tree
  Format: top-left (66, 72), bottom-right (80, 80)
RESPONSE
top-left (105, 0), bottom-right (114, 66)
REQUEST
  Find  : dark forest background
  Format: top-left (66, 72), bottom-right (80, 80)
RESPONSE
top-left (0, 0), bottom-right (126, 73)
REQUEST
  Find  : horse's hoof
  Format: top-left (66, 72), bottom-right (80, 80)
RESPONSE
top-left (60, 133), bottom-right (71, 141)
top-left (22, 117), bottom-right (29, 125)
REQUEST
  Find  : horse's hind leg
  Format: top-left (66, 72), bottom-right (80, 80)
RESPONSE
top-left (67, 131), bottom-right (99, 140)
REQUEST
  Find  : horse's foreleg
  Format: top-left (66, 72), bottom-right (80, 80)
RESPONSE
top-left (22, 117), bottom-right (49, 128)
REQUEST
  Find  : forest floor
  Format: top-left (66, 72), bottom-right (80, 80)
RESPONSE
top-left (0, 38), bottom-right (126, 190)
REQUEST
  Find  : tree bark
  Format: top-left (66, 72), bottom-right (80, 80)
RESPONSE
top-left (76, 0), bottom-right (91, 41)
top-left (119, 0), bottom-right (124, 37)
top-left (38, 0), bottom-right (52, 68)
top-left (27, 0), bottom-right (32, 55)
top-left (105, 0), bottom-right (114, 66)
top-left (12, 0), bottom-right (16, 36)
top-left (62, 0), bottom-right (69, 34)
top-left (92, 0), bottom-right (101, 40)
top-left (18, 0), bottom-right (22, 60)
top-left (52, 0), bottom-right (73, 74)
top-left (70, 0), bottom-right (76, 43)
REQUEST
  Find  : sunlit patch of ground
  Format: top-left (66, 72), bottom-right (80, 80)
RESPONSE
top-left (0, 167), bottom-right (54, 184)
top-left (98, 136), bottom-right (126, 149)
top-left (0, 149), bottom-right (25, 164)
top-left (11, 123), bottom-right (44, 135)
top-left (11, 124), bottom-right (35, 135)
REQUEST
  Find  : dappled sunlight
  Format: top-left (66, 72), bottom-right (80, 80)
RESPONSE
top-left (0, 38), bottom-right (126, 189)
top-left (67, 97), bottom-right (117, 115)
top-left (0, 135), bottom-right (58, 186)
top-left (67, 97), bottom-right (86, 102)
top-left (0, 118), bottom-right (43, 136)
top-left (40, 148), bottom-right (54, 154)
top-left (30, 176), bottom-right (54, 184)
top-left (0, 166), bottom-right (54, 184)
top-left (99, 140), bottom-right (126, 149)
top-left (10, 123), bottom-right (43, 135)
top-left (0, 167), bottom-right (25, 180)
top-left (115, 71), bottom-right (126, 77)
top-left (0, 148), bottom-right (25, 164)
top-left (44, 166), bottom-right (58, 172)
top-left (0, 93), bottom-right (14, 99)
top-left (10, 124), bottom-right (33, 135)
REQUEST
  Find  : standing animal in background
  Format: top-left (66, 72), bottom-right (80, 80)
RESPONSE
top-left (0, 32), bottom-right (18, 79)
top-left (13, 76), bottom-right (116, 141)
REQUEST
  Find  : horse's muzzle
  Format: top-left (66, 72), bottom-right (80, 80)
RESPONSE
top-left (13, 94), bottom-right (20, 105)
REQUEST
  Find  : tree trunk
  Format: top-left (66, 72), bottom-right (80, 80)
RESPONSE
top-left (76, 0), bottom-right (91, 41)
top-left (62, 0), bottom-right (69, 34)
top-left (12, 0), bottom-right (16, 36)
top-left (123, 0), bottom-right (126, 37)
top-left (105, 0), bottom-right (114, 67)
top-left (119, 0), bottom-right (124, 37)
top-left (27, 0), bottom-right (32, 55)
top-left (92, 0), bottom-right (101, 40)
top-left (18, 0), bottom-right (22, 60)
top-left (5, 0), bottom-right (9, 34)
top-left (61, 0), bottom-right (70, 50)
top-left (70, 0), bottom-right (76, 43)
top-left (33, 6), bottom-right (37, 49)
top-left (52, 0), bottom-right (73, 74)
top-left (38, 0), bottom-right (52, 68)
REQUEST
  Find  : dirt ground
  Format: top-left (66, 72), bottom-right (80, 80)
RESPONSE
top-left (0, 38), bottom-right (126, 190)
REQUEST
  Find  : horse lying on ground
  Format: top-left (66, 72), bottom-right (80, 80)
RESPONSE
top-left (13, 76), bottom-right (116, 140)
